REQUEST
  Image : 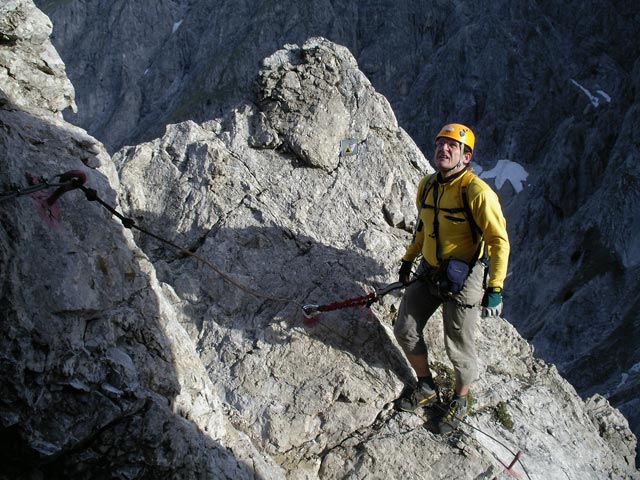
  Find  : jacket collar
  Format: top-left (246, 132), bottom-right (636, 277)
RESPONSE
top-left (436, 166), bottom-right (471, 184)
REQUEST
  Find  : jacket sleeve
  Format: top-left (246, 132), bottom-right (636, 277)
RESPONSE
top-left (402, 176), bottom-right (428, 263)
top-left (470, 186), bottom-right (510, 288)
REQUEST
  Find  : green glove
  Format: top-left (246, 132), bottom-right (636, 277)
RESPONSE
top-left (482, 287), bottom-right (503, 318)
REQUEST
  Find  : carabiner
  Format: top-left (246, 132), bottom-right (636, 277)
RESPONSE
top-left (302, 304), bottom-right (320, 319)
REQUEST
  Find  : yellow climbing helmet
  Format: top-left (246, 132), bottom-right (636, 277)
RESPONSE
top-left (435, 123), bottom-right (475, 152)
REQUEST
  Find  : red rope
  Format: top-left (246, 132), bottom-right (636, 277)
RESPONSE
top-left (317, 292), bottom-right (376, 312)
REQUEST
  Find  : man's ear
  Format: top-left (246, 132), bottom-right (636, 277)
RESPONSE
top-left (463, 151), bottom-right (473, 165)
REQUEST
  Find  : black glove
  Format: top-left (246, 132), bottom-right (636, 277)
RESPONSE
top-left (398, 260), bottom-right (413, 285)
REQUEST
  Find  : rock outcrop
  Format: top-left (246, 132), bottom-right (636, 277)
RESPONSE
top-left (1, 3), bottom-right (638, 479)
top-left (0, 0), bottom-right (75, 114)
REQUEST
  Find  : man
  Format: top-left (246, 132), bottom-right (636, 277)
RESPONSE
top-left (394, 123), bottom-right (510, 434)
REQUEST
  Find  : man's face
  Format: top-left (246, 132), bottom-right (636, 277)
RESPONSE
top-left (434, 137), bottom-right (463, 170)
top-left (434, 137), bottom-right (471, 171)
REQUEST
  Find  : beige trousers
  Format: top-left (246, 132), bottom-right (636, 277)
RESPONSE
top-left (394, 260), bottom-right (486, 386)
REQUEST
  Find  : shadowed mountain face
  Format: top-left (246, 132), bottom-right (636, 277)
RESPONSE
top-left (2, 1), bottom-right (639, 476)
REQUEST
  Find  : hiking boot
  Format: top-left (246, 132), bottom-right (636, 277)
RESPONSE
top-left (397, 382), bottom-right (438, 412)
top-left (438, 395), bottom-right (469, 434)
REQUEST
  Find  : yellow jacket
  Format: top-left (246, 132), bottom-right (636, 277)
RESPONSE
top-left (402, 168), bottom-right (510, 289)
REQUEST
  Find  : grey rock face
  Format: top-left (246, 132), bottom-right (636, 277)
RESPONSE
top-left (0, 3), bottom-right (282, 479)
top-left (0, 0), bottom-right (75, 115)
top-left (254, 38), bottom-right (400, 172)
top-left (1, 2), bottom-right (639, 479)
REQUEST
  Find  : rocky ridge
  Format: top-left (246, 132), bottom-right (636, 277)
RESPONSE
top-left (1, 2), bottom-right (638, 479)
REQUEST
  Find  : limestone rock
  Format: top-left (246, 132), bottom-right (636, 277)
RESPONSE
top-left (254, 37), bottom-right (399, 171)
top-left (0, 0), bottom-right (75, 115)
top-left (1, 2), bottom-right (638, 479)
top-left (0, 3), bottom-right (282, 479)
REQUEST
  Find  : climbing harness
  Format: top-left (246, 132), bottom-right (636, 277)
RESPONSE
top-left (413, 171), bottom-right (480, 246)
top-left (419, 169), bottom-right (484, 257)
top-left (411, 169), bottom-right (489, 300)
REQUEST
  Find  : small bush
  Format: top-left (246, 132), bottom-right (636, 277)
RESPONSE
top-left (494, 401), bottom-right (514, 431)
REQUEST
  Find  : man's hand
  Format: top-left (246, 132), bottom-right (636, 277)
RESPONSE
top-left (481, 287), bottom-right (503, 318)
top-left (398, 260), bottom-right (413, 285)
